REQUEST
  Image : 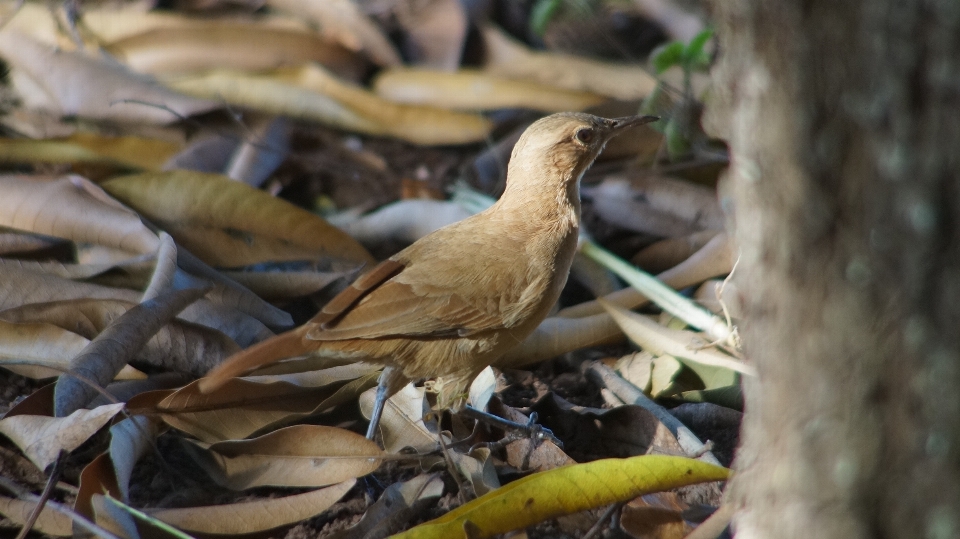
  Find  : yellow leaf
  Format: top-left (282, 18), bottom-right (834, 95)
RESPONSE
top-left (101, 170), bottom-right (374, 267)
top-left (392, 455), bottom-right (728, 539)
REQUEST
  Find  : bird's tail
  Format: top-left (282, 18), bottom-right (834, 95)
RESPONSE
top-left (198, 328), bottom-right (309, 393)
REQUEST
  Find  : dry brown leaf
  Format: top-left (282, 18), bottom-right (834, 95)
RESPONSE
top-left (621, 505), bottom-right (691, 539)
top-left (184, 424), bottom-right (382, 489)
top-left (156, 372), bottom-right (378, 442)
top-left (482, 25), bottom-right (657, 100)
top-left (587, 177), bottom-right (723, 237)
top-left (0, 298), bottom-right (240, 376)
top-left (106, 23), bottom-right (366, 80)
top-left (360, 383), bottom-right (436, 453)
top-left (557, 233), bottom-right (734, 319)
top-left (0, 496), bottom-right (72, 537)
top-left (0, 319), bottom-right (143, 380)
top-left (220, 269), bottom-right (348, 301)
top-left (0, 403), bottom-right (125, 470)
top-left (265, 0), bottom-right (402, 67)
top-left (0, 132), bottom-right (182, 170)
top-left (82, 7), bottom-right (313, 43)
top-left (336, 198), bottom-right (471, 244)
top-left (101, 170), bottom-right (374, 267)
top-left (632, 231), bottom-right (720, 274)
top-left (279, 64), bottom-right (495, 145)
top-left (54, 287), bottom-right (208, 416)
top-left (331, 473), bottom-right (444, 539)
top-left (0, 175), bottom-right (159, 255)
top-left (373, 68), bottom-right (605, 112)
top-left (146, 479), bottom-right (355, 535)
top-left (0, 31), bottom-right (217, 124)
top-left (165, 68), bottom-right (382, 132)
top-left (393, 0), bottom-right (467, 70)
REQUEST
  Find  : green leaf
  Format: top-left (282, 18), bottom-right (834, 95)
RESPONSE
top-left (652, 42), bottom-right (684, 74)
top-left (393, 456), bottom-right (729, 539)
top-left (683, 29), bottom-right (714, 72)
top-left (530, 0), bottom-right (563, 37)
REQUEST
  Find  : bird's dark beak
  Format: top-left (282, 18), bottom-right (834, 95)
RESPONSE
top-left (609, 115), bottom-right (660, 131)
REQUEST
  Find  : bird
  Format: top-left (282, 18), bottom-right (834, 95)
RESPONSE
top-left (198, 112), bottom-right (659, 439)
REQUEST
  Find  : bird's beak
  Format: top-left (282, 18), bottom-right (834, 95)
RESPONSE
top-left (609, 115), bottom-right (660, 131)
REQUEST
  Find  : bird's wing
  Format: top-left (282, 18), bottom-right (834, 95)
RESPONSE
top-left (304, 249), bottom-right (521, 342)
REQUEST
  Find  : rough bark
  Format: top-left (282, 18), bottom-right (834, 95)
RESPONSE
top-left (706, 1), bottom-right (960, 537)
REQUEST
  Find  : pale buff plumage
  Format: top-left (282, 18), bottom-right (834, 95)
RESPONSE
top-left (199, 112), bottom-right (658, 434)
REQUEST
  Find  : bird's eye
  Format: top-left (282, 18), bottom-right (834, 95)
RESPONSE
top-left (574, 127), bottom-right (595, 145)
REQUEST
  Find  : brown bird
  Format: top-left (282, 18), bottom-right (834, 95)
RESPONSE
top-left (199, 112), bottom-right (659, 438)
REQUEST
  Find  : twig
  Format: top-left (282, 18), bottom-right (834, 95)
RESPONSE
top-left (582, 502), bottom-right (623, 539)
top-left (0, 476), bottom-right (123, 539)
top-left (14, 453), bottom-right (64, 539)
top-left (585, 362), bottom-right (721, 466)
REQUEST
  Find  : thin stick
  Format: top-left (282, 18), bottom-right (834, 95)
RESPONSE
top-left (14, 453), bottom-right (64, 539)
top-left (0, 476), bottom-right (123, 539)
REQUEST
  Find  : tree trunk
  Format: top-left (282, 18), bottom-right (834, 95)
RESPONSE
top-left (706, 1), bottom-right (960, 537)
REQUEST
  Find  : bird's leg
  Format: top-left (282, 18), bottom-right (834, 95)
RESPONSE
top-left (366, 366), bottom-right (408, 440)
top-left (461, 406), bottom-right (562, 448)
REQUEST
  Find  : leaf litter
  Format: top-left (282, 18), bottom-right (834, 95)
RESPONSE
top-left (0, 1), bottom-right (741, 538)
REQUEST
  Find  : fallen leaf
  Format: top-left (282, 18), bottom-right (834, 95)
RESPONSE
top-left (586, 177), bottom-right (723, 237)
top-left (156, 372), bottom-right (378, 442)
top-left (265, 0), bottom-right (402, 67)
top-left (0, 31), bottom-right (216, 124)
top-left (101, 170), bottom-right (374, 267)
top-left (0, 319), bottom-right (142, 380)
top-left (373, 68), bottom-right (605, 112)
top-left (147, 479), bottom-right (355, 534)
top-left (0, 403), bottom-right (125, 470)
top-left (393, 0), bottom-right (467, 70)
top-left (277, 64), bottom-right (496, 145)
top-left (0, 298), bottom-right (240, 377)
top-left (0, 496), bottom-right (72, 537)
top-left (597, 300), bottom-right (753, 376)
top-left (482, 25), bottom-right (657, 100)
top-left (54, 287), bottom-right (207, 417)
top-left (330, 473), bottom-right (444, 539)
top-left (183, 424), bottom-right (382, 489)
top-left (360, 383), bottom-right (436, 453)
top-left (106, 22), bottom-right (366, 80)
top-left (0, 175), bottom-right (159, 255)
top-left (0, 132), bottom-right (182, 170)
top-left (393, 456), bottom-right (728, 539)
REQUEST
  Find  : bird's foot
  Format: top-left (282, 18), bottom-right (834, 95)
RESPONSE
top-left (461, 406), bottom-right (562, 448)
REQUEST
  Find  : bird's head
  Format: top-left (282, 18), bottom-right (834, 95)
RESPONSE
top-left (506, 112), bottom-right (660, 192)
